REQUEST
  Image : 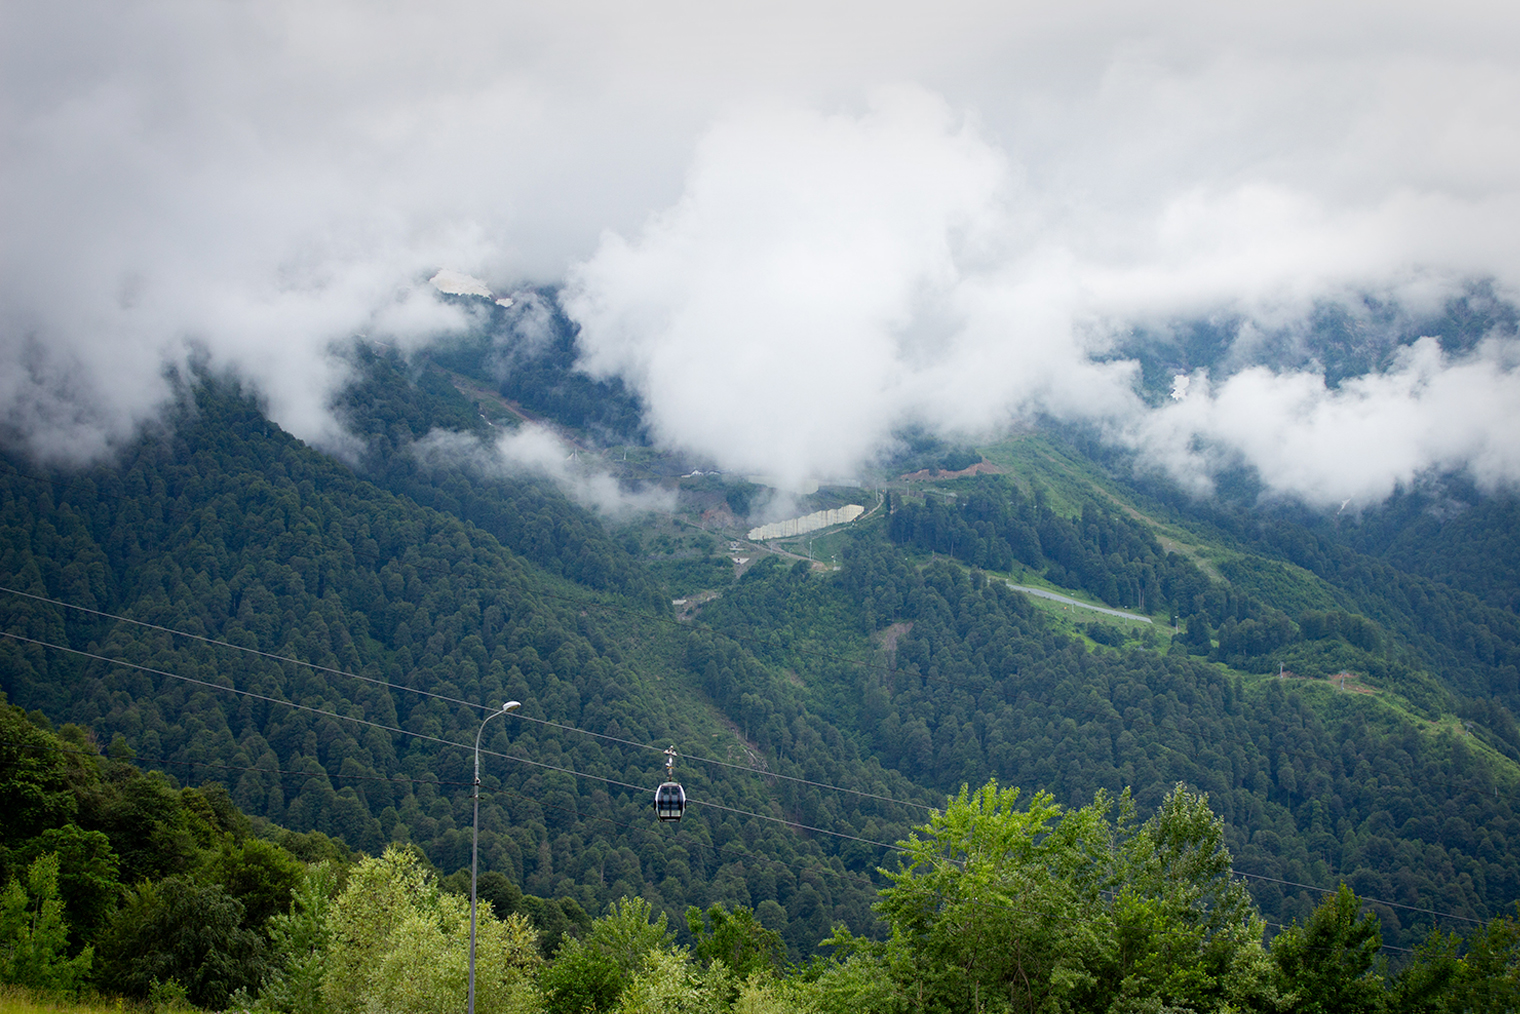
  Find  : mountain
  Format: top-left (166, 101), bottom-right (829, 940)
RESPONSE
top-left (0, 376), bottom-right (914, 958)
top-left (3, 315), bottom-right (1520, 956)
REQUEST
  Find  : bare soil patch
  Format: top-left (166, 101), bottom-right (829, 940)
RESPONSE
top-left (897, 460), bottom-right (1004, 482)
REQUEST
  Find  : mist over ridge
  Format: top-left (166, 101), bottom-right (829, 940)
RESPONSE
top-left (4, 1), bottom-right (1520, 510)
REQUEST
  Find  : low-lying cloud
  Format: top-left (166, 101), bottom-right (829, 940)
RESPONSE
top-left (4, 2), bottom-right (1520, 508)
top-left (412, 426), bottom-right (676, 518)
top-left (564, 85), bottom-right (1520, 506)
top-left (1127, 337), bottom-right (1520, 506)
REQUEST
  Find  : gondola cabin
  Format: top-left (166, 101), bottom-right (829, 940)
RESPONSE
top-left (654, 781), bottom-right (686, 821)
top-left (654, 744), bottom-right (685, 821)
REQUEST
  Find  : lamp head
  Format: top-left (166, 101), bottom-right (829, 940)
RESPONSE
top-left (502, 701), bottom-right (521, 712)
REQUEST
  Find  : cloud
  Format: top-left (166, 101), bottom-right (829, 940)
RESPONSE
top-left (560, 47), bottom-right (1520, 501)
top-left (1127, 337), bottom-right (1520, 506)
top-left (3, 1), bottom-right (1520, 507)
top-left (412, 426), bottom-right (676, 518)
top-left (565, 89), bottom-right (1021, 487)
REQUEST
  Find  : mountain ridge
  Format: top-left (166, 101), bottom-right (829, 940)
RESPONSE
top-left (2, 346), bottom-right (1519, 956)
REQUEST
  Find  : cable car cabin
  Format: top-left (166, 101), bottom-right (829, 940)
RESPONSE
top-left (654, 781), bottom-right (686, 821)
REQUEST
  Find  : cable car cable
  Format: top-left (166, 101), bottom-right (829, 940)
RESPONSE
top-left (0, 584), bottom-right (1413, 806)
top-left (2, 465), bottom-right (1503, 930)
top-left (1226, 869), bottom-right (1483, 925)
top-left (0, 629), bottom-right (910, 856)
top-left (0, 732), bottom-right (1428, 955)
top-left (0, 735), bottom-right (478, 791)
top-left (0, 629), bottom-right (652, 796)
top-left (0, 584), bottom-right (936, 814)
top-left (511, 712), bottom-right (934, 813)
top-left (0, 733), bottom-right (891, 892)
top-left (0, 584), bottom-right (487, 712)
top-left (3, 627), bottom-right (1493, 936)
top-left (1, 611), bottom-right (1499, 930)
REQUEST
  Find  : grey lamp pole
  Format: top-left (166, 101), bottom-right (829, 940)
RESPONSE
top-left (469, 700), bottom-right (521, 1014)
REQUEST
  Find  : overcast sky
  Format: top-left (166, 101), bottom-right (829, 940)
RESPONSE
top-left (4, 1), bottom-right (1520, 506)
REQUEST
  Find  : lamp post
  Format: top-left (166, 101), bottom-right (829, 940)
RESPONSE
top-left (469, 700), bottom-right (521, 1014)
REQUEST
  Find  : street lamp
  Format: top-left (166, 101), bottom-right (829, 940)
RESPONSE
top-left (469, 700), bottom-right (521, 1014)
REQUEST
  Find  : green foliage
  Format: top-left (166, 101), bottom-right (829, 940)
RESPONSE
top-left (518, 897), bottom-right (592, 960)
top-left (252, 862), bottom-right (338, 1014)
top-left (0, 854), bottom-right (93, 996)
top-left (540, 941), bottom-right (624, 1014)
top-left (1431, 909), bottom-right (1520, 1011)
top-left (441, 867), bottom-right (595, 960)
top-left (0, 382), bottom-right (888, 953)
top-left (0, 706), bottom-right (78, 852)
top-left (325, 846), bottom-right (540, 1014)
top-left (725, 483), bottom-right (759, 518)
top-left (614, 947), bottom-right (729, 1014)
top-left (541, 897), bottom-right (671, 1014)
top-left (442, 869), bottom-right (525, 921)
top-left (1148, 474), bottom-right (1520, 718)
top-left (428, 291), bottom-right (649, 445)
top-left (1107, 786), bottom-right (1273, 1012)
top-left (876, 780), bottom-right (1106, 1012)
top-left (686, 903), bottom-right (785, 980)
top-left (872, 780), bottom-right (1272, 1013)
top-left (1086, 621), bottom-right (1128, 647)
top-left (733, 973), bottom-right (822, 1014)
top-left (647, 556), bottom-right (735, 598)
top-left (887, 477), bottom-right (1210, 617)
top-left (794, 951), bottom-right (899, 1014)
top-left (781, 538), bottom-right (1519, 949)
top-left (1270, 884), bottom-right (1385, 1014)
top-left (9, 362), bottom-right (1520, 982)
top-left (206, 837), bottom-right (304, 931)
top-left (6, 825), bottom-right (119, 947)
top-left (339, 346), bottom-right (657, 601)
top-left (94, 875), bottom-right (265, 1009)
top-left (145, 975), bottom-right (193, 1014)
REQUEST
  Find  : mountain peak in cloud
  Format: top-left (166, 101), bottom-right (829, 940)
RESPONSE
top-left (4, 2), bottom-right (1520, 506)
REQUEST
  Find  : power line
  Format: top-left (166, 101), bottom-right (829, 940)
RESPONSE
top-left (513, 712), bottom-right (933, 814)
top-left (2, 587), bottom-right (1503, 933)
top-left (0, 629), bottom-right (908, 859)
top-left (3, 627), bottom-right (1494, 939)
top-left (1228, 869), bottom-right (1483, 926)
top-left (0, 583), bottom-right (934, 815)
top-left (3, 577), bottom-right (1489, 859)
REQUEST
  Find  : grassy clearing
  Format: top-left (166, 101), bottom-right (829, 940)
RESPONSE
top-left (977, 431), bottom-right (1113, 517)
top-left (0, 988), bottom-right (136, 1014)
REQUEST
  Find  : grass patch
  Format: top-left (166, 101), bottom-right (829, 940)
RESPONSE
top-left (0, 987), bottom-right (135, 1014)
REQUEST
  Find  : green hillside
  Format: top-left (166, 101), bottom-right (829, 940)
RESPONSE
top-left (0, 379), bottom-right (911, 960)
top-left (3, 351), bottom-right (1520, 971)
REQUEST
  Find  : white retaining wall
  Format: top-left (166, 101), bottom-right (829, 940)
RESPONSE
top-left (747, 504), bottom-right (865, 541)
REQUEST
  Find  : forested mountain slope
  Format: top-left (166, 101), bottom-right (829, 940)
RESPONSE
top-left (3, 357), bottom-right (1520, 956)
top-left (696, 540), bottom-right (1520, 949)
top-left (0, 380), bottom-right (923, 957)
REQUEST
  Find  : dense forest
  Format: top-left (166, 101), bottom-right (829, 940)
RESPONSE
top-left (7, 697), bottom-right (1520, 1012)
top-left (0, 379), bottom-right (916, 960)
top-left (4, 320), bottom-right (1520, 1009)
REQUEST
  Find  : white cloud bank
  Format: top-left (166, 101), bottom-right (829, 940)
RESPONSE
top-left (564, 84), bottom-right (1520, 505)
top-left (1130, 337), bottom-right (1520, 505)
top-left (412, 426), bottom-right (676, 518)
top-left (4, 1), bottom-right (1520, 507)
